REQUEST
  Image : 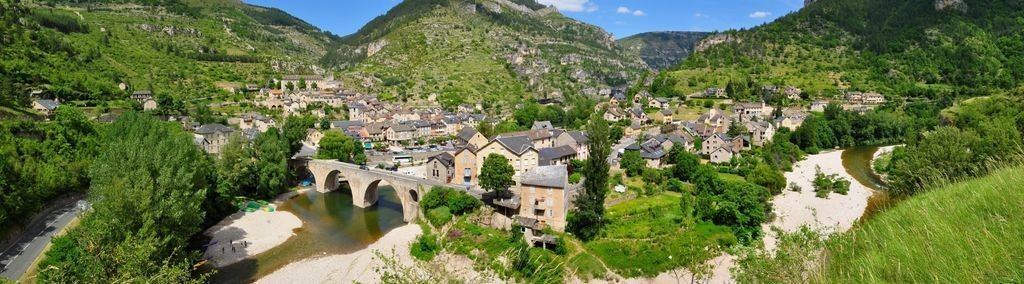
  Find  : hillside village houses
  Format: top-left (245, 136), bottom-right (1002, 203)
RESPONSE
top-left (31, 99), bottom-right (60, 116)
top-left (131, 90), bottom-right (159, 111)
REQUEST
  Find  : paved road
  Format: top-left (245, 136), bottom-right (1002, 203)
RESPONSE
top-left (0, 199), bottom-right (88, 281)
top-left (609, 137), bottom-right (636, 166)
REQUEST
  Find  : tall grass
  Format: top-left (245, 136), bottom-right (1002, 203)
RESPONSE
top-left (815, 166), bottom-right (1024, 283)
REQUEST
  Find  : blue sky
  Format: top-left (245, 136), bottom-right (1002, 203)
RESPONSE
top-left (244, 0), bottom-right (806, 38)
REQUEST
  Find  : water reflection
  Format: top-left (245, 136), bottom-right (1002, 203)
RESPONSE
top-left (212, 185), bottom-right (406, 283)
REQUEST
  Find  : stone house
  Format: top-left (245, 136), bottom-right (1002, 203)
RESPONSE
top-left (538, 145), bottom-right (577, 166)
top-left (305, 128), bottom-right (324, 147)
top-left (194, 124), bottom-right (235, 156)
top-left (31, 99), bottom-right (59, 116)
top-left (709, 147), bottom-right (735, 164)
top-left (385, 123), bottom-right (417, 145)
top-left (553, 131), bottom-right (589, 159)
top-left (604, 107), bottom-right (625, 122)
top-left (456, 127), bottom-right (488, 149)
top-left (744, 121), bottom-right (776, 147)
top-left (648, 97), bottom-right (670, 109)
top-left (425, 152), bottom-right (455, 184)
top-left (476, 136), bottom-right (540, 182)
top-left (515, 165), bottom-right (571, 231)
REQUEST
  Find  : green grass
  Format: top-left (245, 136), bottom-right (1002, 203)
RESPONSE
top-left (566, 252), bottom-right (607, 281)
top-left (717, 173), bottom-right (747, 183)
top-left (817, 166), bottom-right (1024, 283)
top-left (586, 192), bottom-right (736, 278)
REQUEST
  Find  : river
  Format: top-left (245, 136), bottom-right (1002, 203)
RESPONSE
top-left (211, 186), bottom-right (407, 283)
top-left (840, 145), bottom-right (894, 220)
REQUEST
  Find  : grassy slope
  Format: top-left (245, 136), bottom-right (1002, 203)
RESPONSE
top-left (818, 166), bottom-right (1024, 282)
top-left (586, 192), bottom-right (736, 278)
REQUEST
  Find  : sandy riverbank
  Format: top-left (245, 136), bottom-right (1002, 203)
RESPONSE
top-left (762, 149), bottom-right (875, 251)
top-left (256, 223), bottom-right (422, 284)
top-left (202, 189), bottom-right (308, 267)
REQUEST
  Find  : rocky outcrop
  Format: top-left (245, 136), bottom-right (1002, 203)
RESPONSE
top-left (696, 34), bottom-right (741, 53)
top-left (935, 0), bottom-right (966, 12)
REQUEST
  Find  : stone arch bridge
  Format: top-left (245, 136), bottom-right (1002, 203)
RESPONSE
top-left (306, 160), bottom-right (470, 222)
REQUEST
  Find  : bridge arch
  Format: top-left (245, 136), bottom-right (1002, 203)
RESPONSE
top-left (305, 159), bottom-right (469, 223)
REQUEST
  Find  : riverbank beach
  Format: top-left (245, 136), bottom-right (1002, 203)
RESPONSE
top-left (256, 223), bottom-right (422, 283)
top-left (202, 190), bottom-right (308, 267)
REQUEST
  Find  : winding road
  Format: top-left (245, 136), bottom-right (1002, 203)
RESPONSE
top-left (0, 199), bottom-right (88, 281)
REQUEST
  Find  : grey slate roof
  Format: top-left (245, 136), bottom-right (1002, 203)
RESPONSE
top-left (427, 152), bottom-right (455, 167)
top-left (34, 99), bottom-right (59, 110)
top-left (390, 123), bottom-right (417, 132)
top-left (332, 120), bottom-right (365, 130)
top-left (457, 127), bottom-right (479, 141)
top-left (195, 124), bottom-right (234, 135)
top-left (494, 135), bottom-right (534, 155)
top-left (538, 145), bottom-right (577, 162)
top-left (566, 131), bottom-right (588, 144)
top-left (521, 165), bottom-right (567, 188)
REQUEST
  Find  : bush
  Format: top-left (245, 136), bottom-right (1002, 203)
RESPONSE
top-left (410, 233), bottom-right (440, 261)
top-left (812, 166), bottom-right (851, 198)
top-left (421, 187), bottom-right (481, 216)
top-left (427, 206), bottom-right (453, 226)
top-left (568, 172), bottom-right (582, 184)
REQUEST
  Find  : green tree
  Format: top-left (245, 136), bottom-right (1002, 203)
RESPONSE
top-left (283, 115), bottom-right (316, 154)
top-left (727, 121), bottom-right (748, 137)
top-left (298, 78), bottom-right (307, 90)
top-left (479, 154), bottom-right (515, 195)
top-left (255, 128), bottom-right (290, 198)
top-left (317, 130), bottom-right (355, 162)
top-left (39, 112), bottom-right (212, 282)
top-left (609, 126), bottom-right (625, 142)
top-left (567, 115), bottom-right (611, 241)
top-left (748, 162), bottom-right (787, 195)
top-left (671, 148), bottom-right (701, 182)
top-left (286, 81), bottom-right (295, 91)
top-left (620, 150), bottom-right (645, 177)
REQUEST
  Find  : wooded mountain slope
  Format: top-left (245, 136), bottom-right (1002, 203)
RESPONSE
top-left (666, 0), bottom-right (1024, 98)
top-left (321, 0), bottom-right (649, 107)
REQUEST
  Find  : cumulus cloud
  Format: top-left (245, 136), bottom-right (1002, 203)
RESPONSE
top-left (749, 11), bottom-right (772, 18)
top-left (617, 6), bottom-right (644, 16)
top-left (537, 0), bottom-right (598, 13)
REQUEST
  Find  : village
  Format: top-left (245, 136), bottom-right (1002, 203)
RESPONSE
top-left (27, 72), bottom-right (888, 247)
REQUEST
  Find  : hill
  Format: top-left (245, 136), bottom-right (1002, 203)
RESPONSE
top-left (817, 165), bottom-right (1024, 282)
top-left (321, 0), bottom-right (649, 108)
top-left (0, 0), bottom-right (337, 106)
top-left (618, 31), bottom-right (709, 70)
top-left (664, 0), bottom-right (1024, 99)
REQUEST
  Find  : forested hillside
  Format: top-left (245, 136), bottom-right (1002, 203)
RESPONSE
top-left (0, 0), bottom-right (336, 106)
top-left (321, 0), bottom-right (649, 108)
top-left (665, 0), bottom-right (1024, 98)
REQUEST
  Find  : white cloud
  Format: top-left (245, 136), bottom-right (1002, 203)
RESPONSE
top-left (694, 12), bottom-right (708, 18)
top-left (537, 0), bottom-right (598, 13)
top-left (632, 10), bottom-right (645, 16)
top-left (617, 7), bottom-right (644, 16)
top-left (749, 11), bottom-right (772, 18)
top-left (616, 6), bottom-right (631, 14)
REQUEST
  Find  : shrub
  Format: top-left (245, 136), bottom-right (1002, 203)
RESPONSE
top-left (427, 206), bottom-right (453, 226)
top-left (410, 233), bottom-right (440, 261)
top-left (568, 172), bottom-right (582, 184)
top-left (421, 187), bottom-right (481, 216)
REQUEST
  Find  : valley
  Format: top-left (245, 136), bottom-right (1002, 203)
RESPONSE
top-left (1, 0), bottom-right (1022, 283)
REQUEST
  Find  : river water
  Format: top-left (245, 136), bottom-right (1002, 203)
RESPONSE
top-left (212, 185), bottom-right (406, 283)
top-left (840, 145), bottom-right (894, 221)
